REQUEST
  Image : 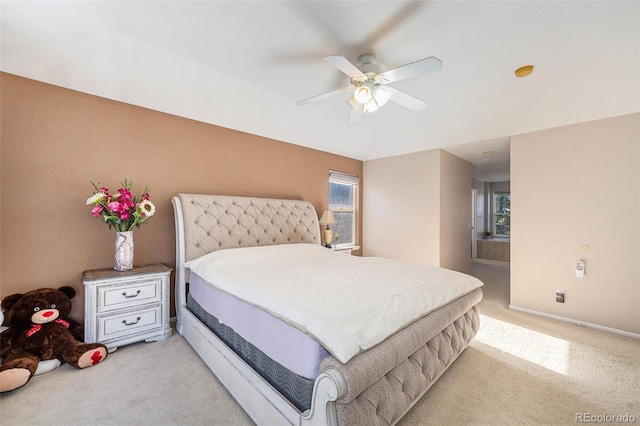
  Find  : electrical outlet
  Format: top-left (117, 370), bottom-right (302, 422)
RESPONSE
top-left (556, 289), bottom-right (565, 303)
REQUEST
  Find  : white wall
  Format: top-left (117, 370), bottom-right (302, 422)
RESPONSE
top-left (363, 150), bottom-right (440, 265)
top-left (510, 113), bottom-right (640, 334)
top-left (363, 149), bottom-right (471, 273)
top-left (440, 150), bottom-right (472, 272)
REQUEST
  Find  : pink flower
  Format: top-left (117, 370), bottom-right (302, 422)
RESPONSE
top-left (119, 211), bottom-right (130, 220)
top-left (91, 205), bottom-right (103, 217)
top-left (108, 201), bottom-right (120, 212)
top-left (120, 200), bottom-right (133, 212)
top-left (119, 188), bottom-right (132, 201)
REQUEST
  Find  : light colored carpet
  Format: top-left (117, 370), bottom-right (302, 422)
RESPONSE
top-left (2, 260), bottom-right (638, 425)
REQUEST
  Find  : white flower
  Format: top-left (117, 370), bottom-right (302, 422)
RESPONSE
top-left (139, 200), bottom-right (156, 217)
top-left (86, 192), bottom-right (105, 205)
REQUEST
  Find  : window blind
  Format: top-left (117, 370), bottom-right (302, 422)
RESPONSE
top-left (329, 170), bottom-right (360, 185)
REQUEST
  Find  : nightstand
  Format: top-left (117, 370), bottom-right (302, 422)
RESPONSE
top-left (82, 263), bottom-right (172, 352)
top-left (331, 245), bottom-right (360, 255)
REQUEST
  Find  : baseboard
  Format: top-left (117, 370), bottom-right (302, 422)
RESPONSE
top-left (508, 305), bottom-right (640, 340)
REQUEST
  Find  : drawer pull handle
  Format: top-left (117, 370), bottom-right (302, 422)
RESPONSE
top-left (122, 317), bottom-right (141, 326)
top-left (122, 290), bottom-right (141, 298)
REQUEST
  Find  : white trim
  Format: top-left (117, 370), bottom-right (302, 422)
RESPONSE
top-left (471, 189), bottom-right (477, 258)
top-left (508, 305), bottom-right (640, 340)
top-left (492, 191), bottom-right (510, 238)
top-left (328, 178), bottom-right (358, 246)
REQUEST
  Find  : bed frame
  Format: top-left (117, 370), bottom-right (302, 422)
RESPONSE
top-left (173, 194), bottom-right (482, 426)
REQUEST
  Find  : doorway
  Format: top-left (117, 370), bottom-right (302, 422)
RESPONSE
top-left (471, 189), bottom-right (477, 258)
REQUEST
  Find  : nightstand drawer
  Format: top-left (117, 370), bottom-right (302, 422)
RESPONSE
top-left (98, 278), bottom-right (161, 313)
top-left (98, 305), bottom-right (161, 341)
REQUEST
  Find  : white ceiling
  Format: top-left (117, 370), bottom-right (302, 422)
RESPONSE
top-left (2, 1), bottom-right (639, 181)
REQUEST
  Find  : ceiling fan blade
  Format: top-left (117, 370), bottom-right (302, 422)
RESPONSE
top-left (387, 86), bottom-right (428, 111)
top-left (348, 105), bottom-right (363, 124)
top-left (297, 86), bottom-right (354, 105)
top-left (324, 56), bottom-right (367, 80)
top-left (380, 56), bottom-right (442, 84)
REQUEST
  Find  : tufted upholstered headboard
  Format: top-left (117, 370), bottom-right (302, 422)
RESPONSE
top-left (171, 193), bottom-right (321, 341)
top-left (173, 194), bottom-right (321, 263)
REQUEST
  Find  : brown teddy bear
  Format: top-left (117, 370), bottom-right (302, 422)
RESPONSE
top-left (0, 309), bottom-right (62, 375)
top-left (0, 286), bottom-right (108, 392)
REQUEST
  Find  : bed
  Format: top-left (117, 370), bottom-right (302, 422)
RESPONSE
top-left (172, 194), bottom-right (483, 426)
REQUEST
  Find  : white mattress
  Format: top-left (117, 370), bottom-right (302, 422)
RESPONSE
top-left (189, 243), bottom-right (484, 363)
top-left (189, 272), bottom-right (329, 379)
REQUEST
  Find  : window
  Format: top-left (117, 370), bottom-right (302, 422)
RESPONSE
top-left (329, 171), bottom-right (359, 246)
top-left (493, 192), bottom-right (511, 237)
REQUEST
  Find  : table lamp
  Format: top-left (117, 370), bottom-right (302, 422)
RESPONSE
top-left (319, 210), bottom-right (336, 247)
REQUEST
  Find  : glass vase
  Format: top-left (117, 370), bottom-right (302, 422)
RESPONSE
top-left (114, 231), bottom-right (134, 271)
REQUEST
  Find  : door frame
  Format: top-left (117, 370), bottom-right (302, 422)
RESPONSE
top-left (471, 188), bottom-right (477, 258)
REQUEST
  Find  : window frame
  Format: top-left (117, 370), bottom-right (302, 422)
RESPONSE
top-left (492, 191), bottom-right (511, 238)
top-left (328, 171), bottom-right (359, 247)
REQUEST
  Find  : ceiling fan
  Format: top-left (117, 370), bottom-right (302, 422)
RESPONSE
top-left (297, 53), bottom-right (442, 123)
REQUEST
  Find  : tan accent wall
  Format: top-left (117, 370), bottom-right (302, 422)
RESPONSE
top-left (0, 73), bottom-right (363, 322)
top-left (511, 113), bottom-right (640, 334)
top-left (363, 149), bottom-right (471, 273)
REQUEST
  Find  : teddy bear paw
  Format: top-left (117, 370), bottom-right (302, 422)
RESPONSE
top-left (77, 347), bottom-right (108, 368)
top-left (0, 368), bottom-right (32, 393)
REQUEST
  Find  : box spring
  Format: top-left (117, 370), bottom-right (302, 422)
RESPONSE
top-left (187, 293), bottom-right (315, 412)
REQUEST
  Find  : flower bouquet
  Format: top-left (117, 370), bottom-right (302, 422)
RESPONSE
top-left (86, 178), bottom-right (155, 231)
top-left (86, 178), bottom-right (156, 270)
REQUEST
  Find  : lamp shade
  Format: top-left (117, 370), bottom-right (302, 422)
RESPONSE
top-left (374, 86), bottom-right (391, 106)
top-left (353, 85), bottom-right (372, 104)
top-left (362, 86), bottom-right (391, 113)
top-left (363, 98), bottom-right (379, 113)
top-left (319, 210), bottom-right (336, 225)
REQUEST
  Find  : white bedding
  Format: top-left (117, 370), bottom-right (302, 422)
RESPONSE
top-left (189, 243), bottom-right (483, 363)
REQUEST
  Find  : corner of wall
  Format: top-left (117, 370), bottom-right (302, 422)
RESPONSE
top-left (438, 150), bottom-right (473, 273)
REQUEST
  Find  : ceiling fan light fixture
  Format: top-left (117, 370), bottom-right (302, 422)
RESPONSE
top-left (373, 86), bottom-right (391, 107)
top-left (362, 86), bottom-right (391, 114)
top-left (353, 84), bottom-right (373, 104)
top-left (298, 53), bottom-right (442, 122)
top-left (363, 99), bottom-right (379, 113)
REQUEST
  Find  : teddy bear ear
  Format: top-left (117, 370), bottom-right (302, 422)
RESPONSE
top-left (57, 286), bottom-right (76, 300)
top-left (1, 293), bottom-right (24, 311)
